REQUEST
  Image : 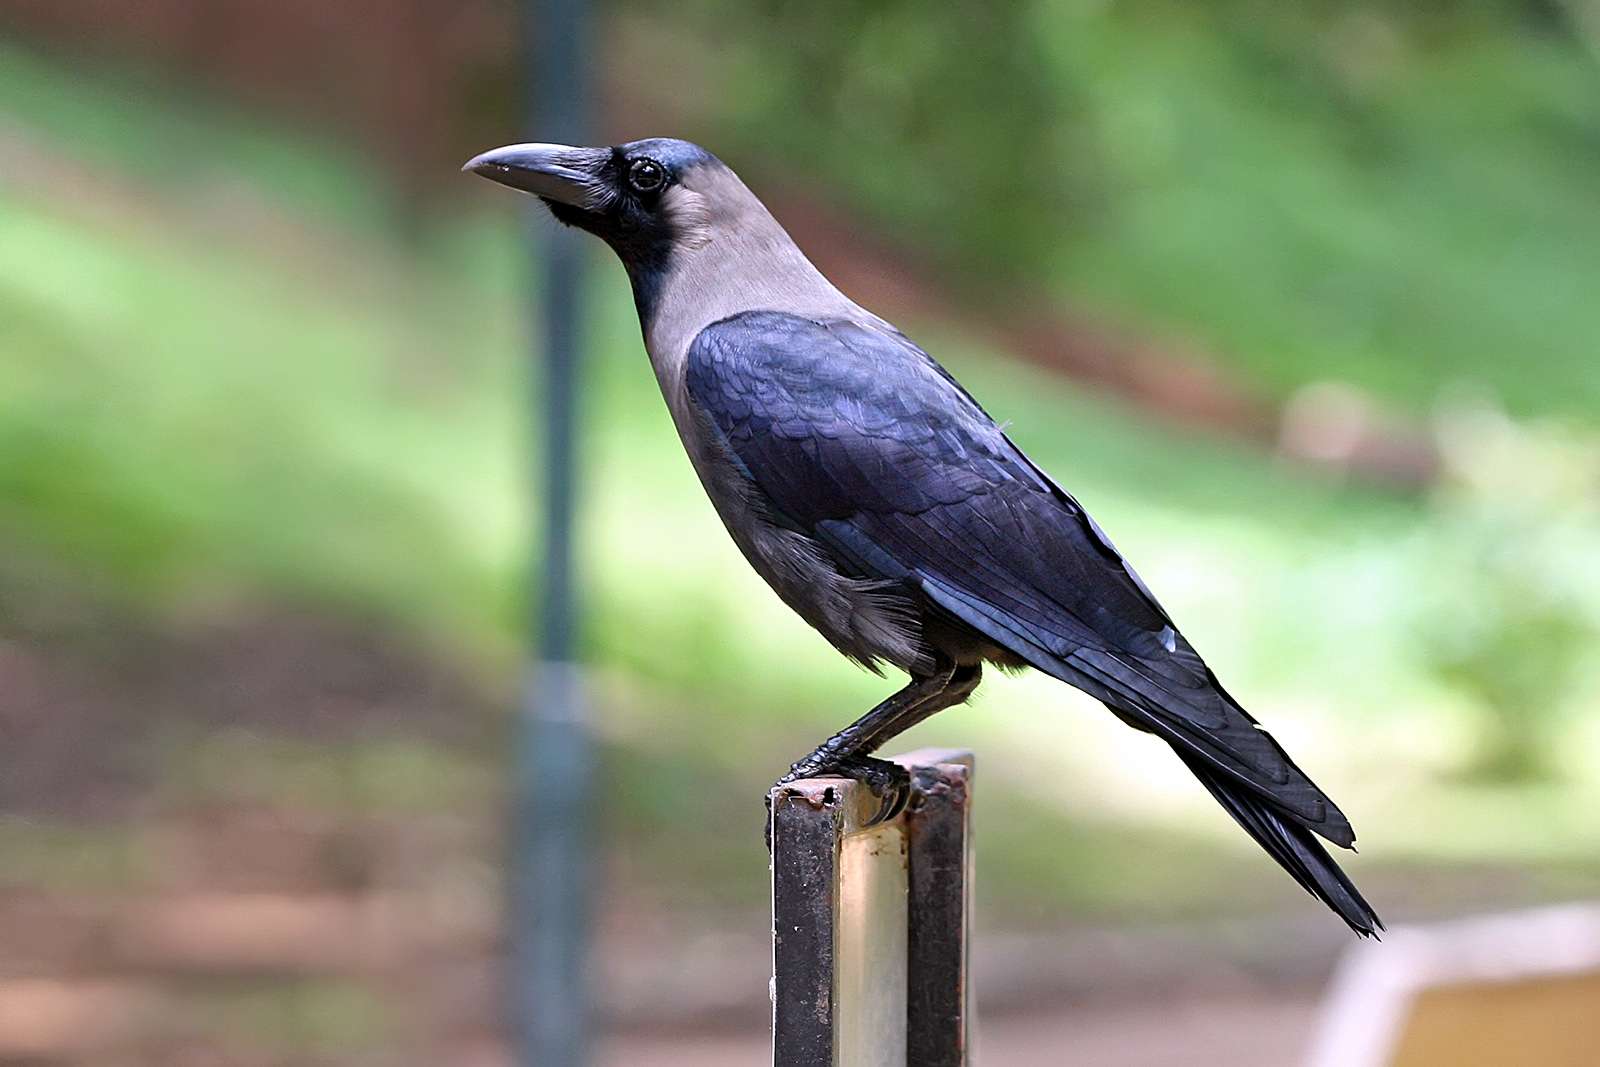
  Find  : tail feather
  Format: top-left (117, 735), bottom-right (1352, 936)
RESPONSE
top-left (1177, 750), bottom-right (1383, 938)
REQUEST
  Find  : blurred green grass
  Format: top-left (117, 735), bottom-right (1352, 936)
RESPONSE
top-left (0, 41), bottom-right (392, 231)
top-left (655, 2), bottom-right (1600, 420)
top-left (1044, 12), bottom-right (1600, 419)
top-left (4, 32), bottom-right (1600, 922)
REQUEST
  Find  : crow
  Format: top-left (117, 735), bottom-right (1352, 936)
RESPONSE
top-left (466, 138), bottom-right (1381, 936)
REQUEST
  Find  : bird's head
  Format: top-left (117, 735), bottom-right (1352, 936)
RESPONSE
top-left (464, 137), bottom-right (734, 272)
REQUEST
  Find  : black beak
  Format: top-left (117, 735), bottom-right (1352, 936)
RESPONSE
top-left (462, 143), bottom-right (613, 211)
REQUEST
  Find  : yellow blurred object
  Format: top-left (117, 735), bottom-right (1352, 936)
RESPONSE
top-left (1307, 904), bottom-right (1600, 1067)
top-left (1390, 973), bottom-right (1600, 1067)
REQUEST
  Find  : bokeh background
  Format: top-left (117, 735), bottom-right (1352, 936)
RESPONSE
top-left (4, 2), bottom-right (1600, 1064)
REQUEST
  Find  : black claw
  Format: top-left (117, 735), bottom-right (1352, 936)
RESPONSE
top-left (838, 756), bottom-right (911, 826)
top-left (765, 754), bottom-right (911, 849)
top-left (871, 777), bottom-right (911, 825)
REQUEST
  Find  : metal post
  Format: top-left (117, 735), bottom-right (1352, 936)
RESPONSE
top-left (770, 750), bottom-right (976, 1067)
top-left (902, 752), bottom-right (975, 1066)
top-left (514, 0), bottom-right (592, 1063)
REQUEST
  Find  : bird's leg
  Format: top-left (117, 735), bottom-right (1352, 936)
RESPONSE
top-left (778, 663), bottom-right (956, 783)
top-left (769, 661), bottom-right (982, 833)
top-left (854, 662), bottom-right (982, 753)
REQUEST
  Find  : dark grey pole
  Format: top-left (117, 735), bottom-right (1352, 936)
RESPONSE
top-left (515, 0), bottom-right (592, 1062)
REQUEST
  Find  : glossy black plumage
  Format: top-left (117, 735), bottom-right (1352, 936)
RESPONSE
top-left (688, 310), bottom-right (1381, 936)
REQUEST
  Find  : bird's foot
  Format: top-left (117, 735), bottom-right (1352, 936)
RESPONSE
top-left (765, 754), bottom-right (911, 849)
top-left (832, 755), bottom-right (913, 825)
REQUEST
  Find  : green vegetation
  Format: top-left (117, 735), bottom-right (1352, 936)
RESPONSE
top-left (191, 980), bottom-right (389, 1056)
top-left (0, 41), bottom-right (390, 230)
top-left (650, 2), bottom-right (1600, 420)
top-left (0, 819), bottom-right (156, 892)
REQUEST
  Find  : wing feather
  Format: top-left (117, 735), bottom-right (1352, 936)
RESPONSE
top-left (685, 310), bottom-right (1353, 848)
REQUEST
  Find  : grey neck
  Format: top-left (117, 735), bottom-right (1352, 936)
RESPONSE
top-left (631, 173), bottom-right (868, 399)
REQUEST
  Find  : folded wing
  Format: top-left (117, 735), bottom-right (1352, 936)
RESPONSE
top-left (686, 310), bottom-right (1356, 849)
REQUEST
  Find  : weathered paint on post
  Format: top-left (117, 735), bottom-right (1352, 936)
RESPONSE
top-left (835, 821), bottom-right (909, 1067)
top-left (899, 750), bottom-right (974, 1067)
top-left (770, 779), bottom-right (848, 1067)
top-left (770, 750), bottom-right (974, 1067)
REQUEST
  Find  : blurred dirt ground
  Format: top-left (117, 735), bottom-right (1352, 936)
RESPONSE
top-left (0, 582), bottom-right (1337, 1065)
top-left (0, 789), bottom-right (1327, 1066)
top-left (4, 574), bottom-right (1577, 1066)
top-left (603, 996), bottom-right (1318, 1067)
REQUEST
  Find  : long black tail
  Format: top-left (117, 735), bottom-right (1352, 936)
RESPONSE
top-left (1177, 750), bottom-right (1383, 937)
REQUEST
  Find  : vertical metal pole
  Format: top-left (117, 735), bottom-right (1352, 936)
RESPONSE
top-left (900, 751), bottom-right (975, 1067)
top-left (516, 0), bottom-right (591, 1063)
top-left (770, 750), bottom-right (975, 1067)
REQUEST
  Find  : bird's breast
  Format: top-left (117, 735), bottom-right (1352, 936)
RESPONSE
top-left (648, 362), bottom-right (928, 673)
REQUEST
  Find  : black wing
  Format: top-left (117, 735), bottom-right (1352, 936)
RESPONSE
top-left (686, 310), bottom-right (1380, 934)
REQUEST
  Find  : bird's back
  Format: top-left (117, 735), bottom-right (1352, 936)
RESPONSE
top-left (684, 309), bottom-right (1381, 935)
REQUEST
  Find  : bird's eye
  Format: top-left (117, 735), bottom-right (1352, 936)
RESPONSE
top-left (627, 158), bottom-right (666, 193)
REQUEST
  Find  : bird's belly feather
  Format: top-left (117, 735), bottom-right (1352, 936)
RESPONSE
top-left (669, 399), bottom-right (929, 673)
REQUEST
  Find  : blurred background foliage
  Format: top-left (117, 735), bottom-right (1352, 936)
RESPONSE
top-left (2, 1), bottom-right (1600, 1063)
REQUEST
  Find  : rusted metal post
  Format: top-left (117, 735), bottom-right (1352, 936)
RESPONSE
top-left (770, 749), bottom-right (975, 1067)
top-left (902, 750), bottom-right (975, 1066)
